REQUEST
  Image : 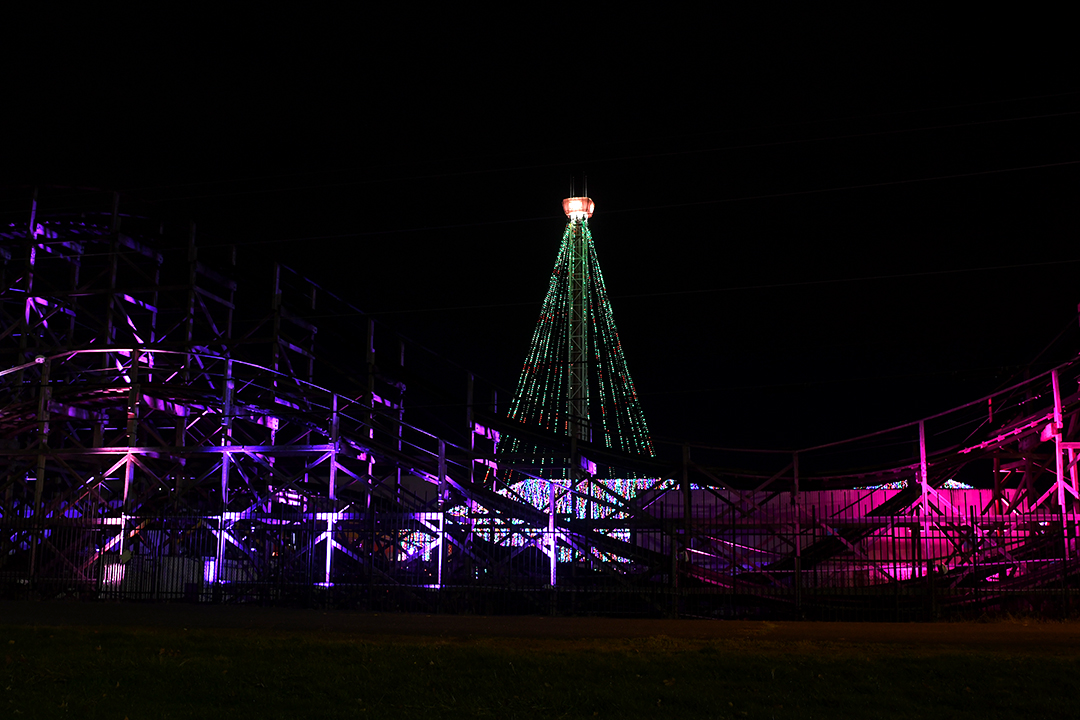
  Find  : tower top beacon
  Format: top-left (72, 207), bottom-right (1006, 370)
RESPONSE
top-left (562, 197), bottom-right (594, 221)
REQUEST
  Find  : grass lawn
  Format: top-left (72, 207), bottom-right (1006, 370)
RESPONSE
top-left (3, 619), bottom-right (1079, 719)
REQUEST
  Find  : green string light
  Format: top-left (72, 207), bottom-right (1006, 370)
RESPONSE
top-left (499, 218), bottom-right (655, 513)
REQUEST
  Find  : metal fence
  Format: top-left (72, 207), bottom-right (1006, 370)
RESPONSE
top-left (5, 485), bottom-right (1078, 620)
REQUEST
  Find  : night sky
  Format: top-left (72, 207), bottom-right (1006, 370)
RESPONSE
top-left (4, 12), bottom-right (1078, 454)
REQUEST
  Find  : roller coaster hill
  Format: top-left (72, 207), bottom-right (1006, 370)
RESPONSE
top-left (3, 187), bottom-right (1080, 620)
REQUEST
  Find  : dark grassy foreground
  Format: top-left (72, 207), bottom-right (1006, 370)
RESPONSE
top-left (2, 621), bottom-right (1079, 719)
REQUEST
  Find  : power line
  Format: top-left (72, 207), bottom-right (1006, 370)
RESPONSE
top-left (192, 157), bottom-right (1080, 249)
top-left (613, 257), bottom-right (1080, 301)
top-left (122, 108), bottom-right (1080, 203)
top-left (602, 159), bottom-right (1080, 217)
top-left (121, 91), bottom-right (1080, 197)
top-left (266, 256), bottom-right (1080, 319)
top-left (637, 364), bottom-right (1022, 396)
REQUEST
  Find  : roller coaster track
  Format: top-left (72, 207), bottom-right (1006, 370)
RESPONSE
top-left (3, 187), bottom-right (1079, 618)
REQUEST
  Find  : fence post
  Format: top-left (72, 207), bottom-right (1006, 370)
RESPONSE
top-left (215, 359), bottom-right (233, 602)
top-left (437, 438), bottom-right (447, 597)
top-left (793, 451), bottom-right (801, 617)
top-left (679, 443), bottom-right (691, 617)
top-left (29, 357), bottom-right (51, 584)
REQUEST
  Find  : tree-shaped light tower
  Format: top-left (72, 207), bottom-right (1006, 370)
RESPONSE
top-left (497, 196), bottom-right (655, 516)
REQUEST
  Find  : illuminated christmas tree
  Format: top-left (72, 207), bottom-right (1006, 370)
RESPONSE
top-left (498, 196), bottom-right (654, 514)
